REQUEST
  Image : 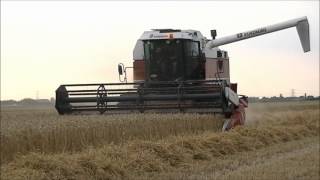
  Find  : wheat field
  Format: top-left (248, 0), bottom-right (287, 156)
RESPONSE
top-left (1, 101), bottom-right (319, 180)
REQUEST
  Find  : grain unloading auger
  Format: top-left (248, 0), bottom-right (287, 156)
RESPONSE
top-left (56, 17), bottom-right (310, 130)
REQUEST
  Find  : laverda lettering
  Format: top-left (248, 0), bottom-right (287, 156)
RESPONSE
top-left (149, 34), bottom-right (169, 38)
top-left (237, 28), bottom-right (267, 38)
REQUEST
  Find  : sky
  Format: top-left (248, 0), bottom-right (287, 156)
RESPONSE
top-left (1, 1), bottom-right (319, 100)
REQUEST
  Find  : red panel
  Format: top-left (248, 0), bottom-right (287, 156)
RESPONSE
top-left (230, 83), bottom-right (237, 93)
top-left (133, 60), bottom-right (145, 81)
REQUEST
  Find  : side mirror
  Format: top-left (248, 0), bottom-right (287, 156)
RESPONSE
top-left (118, 64), bottom-right (123, 75)
top-left (117, 63), bottom-right (132, 83)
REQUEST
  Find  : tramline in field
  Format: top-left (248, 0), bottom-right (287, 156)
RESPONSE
top-left (55, 16), bottom-right (310, 130)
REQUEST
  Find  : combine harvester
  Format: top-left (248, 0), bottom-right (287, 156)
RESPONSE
top-left (55, 17), bottom-right (310, 131)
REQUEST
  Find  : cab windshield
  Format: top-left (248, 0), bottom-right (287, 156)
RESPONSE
top-left (143, 39), bottom-right (204, 82)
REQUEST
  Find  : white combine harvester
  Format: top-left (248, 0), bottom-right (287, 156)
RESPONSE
top-left (56, 16), bottom-right (310, 131)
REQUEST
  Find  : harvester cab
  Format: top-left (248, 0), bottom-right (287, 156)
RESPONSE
top-left (55, 17), bottom-right (310, 131)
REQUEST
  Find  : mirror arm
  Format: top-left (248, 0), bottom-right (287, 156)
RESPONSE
top-left (123, 66), bottom-right (133, 83)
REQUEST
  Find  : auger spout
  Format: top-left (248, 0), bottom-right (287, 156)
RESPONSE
top-left (206, 16), bottom-right (310, 52)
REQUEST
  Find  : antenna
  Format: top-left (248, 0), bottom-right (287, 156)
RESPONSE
top-left (291, 89), bottom-right (295, 97)
top-left (36, 90), bottom-right (39, 100)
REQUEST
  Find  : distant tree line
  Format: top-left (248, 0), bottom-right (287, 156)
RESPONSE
top-left (248, 95), bottom-right (319, 103)
top-left (1, 98), bottom-right (55, 108)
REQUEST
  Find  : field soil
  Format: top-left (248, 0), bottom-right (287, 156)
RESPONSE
top-left (1, 101), bottom-right (319, 180)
